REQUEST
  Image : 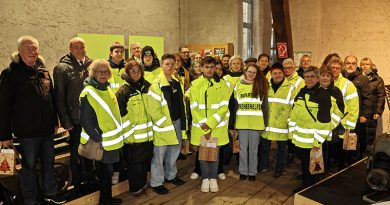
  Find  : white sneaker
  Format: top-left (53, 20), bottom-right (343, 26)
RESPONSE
top-left (190, 172), bottom-right (199, 180)
top-left (201, 179), bottom-right (210, 192)
top-left (210, 179), bottom-right (219, 192)
top-left (112, 172), bottom-right (120, 184)
top-left (218, 173), bottom-right (226, 180)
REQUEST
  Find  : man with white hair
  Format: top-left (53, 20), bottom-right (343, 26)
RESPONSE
top-left (130, 42), bottom-right (142, 64)
top-left (53, 37), bottom-right (93, 196)
top-left (0, 36), bottom-right (66, 204)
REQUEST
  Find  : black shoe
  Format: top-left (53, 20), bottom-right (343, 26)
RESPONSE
top-left (111, 197), bottom-right (122, 205)
top-left (165, 177), bottom-right (185, 186)
top-left (273, 171), bottom-right (283, 178)
top-left (239, 174), bottom-right (247, 180)
top-left (152, 185), bottom-right (169, 195)
top-left (248, 175), bottom-right (256, 181)
top-left (44, 194), bottom-right (67, 204)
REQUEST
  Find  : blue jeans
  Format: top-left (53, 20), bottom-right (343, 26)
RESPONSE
top-left (200, 147), bottom-right (220, 179)
top-left (150, 120), bottom-right (182, 187)
top-left (19, 136), bottom-right (57, 205)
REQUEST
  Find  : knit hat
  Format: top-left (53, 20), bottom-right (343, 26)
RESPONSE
top-left (270, 63), bottom-right (284, 72)
top-left (141, 46), bottom-right (155, 58)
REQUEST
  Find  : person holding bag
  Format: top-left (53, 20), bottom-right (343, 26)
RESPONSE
top-left (186, 56), bottom-right (230, 193)
top-left (79, 59), bottom-right (124, 205)
top-left (116, 60), bottom-right (153, 195)
top-left (231, 63), bottom-right (269, 181)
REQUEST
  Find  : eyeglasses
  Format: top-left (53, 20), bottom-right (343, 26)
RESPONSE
top-left (304, 75), bottom-right (317, 79)
top-left (96, 70), bottom-right (110, 76)
top-left (246, 71), bottom-right (257, 75)
top-left (345, 62), bottom-right (356, 65)
top-left (130, 70), bottom-right (141, 74)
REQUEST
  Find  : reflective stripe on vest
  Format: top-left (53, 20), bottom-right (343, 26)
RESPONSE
top-left (265, 127), bottom-right (289, 134)
top-left (83, 88), bottom-right (121, 129)
top-left (294, 78), bottom-right (303, 89)
top-left (236, 110), bottom-right (263, 116)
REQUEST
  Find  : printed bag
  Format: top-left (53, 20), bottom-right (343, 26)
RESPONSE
top-left (199, 136), bottom-right (218, 162)
top-left (309, 146), bottom-right (325, 175)
top-left (0, 147), bottom-right (16, 175)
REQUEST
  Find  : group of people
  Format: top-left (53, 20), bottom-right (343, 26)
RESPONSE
top-left (0, 35), bottom-right (385, 205)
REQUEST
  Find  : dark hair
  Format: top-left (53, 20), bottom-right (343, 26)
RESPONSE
top-left (161, 53), bottom-right (175, 62)
top-left (320, 65), bottom-right (334, 79)
top-left (110, 42), bottom-right (124, 52)
top-left (215, 59), bottom-right (222, 66)
top-left (125, 60), bottom-right (144, 78)
top-left (244, 58), bottom-right (258, 64)
top-left (322, 53), bottom-right (340, 66)
top-left (245, 64), bottom-right (269, 99)
top-left (257, 53), bottom-right (270, 61)
top-left (201, 56), bottom-right (216, 66)
top-left (222, 54), bottom-right (231, 59)
top-left (303, 66), bottom-right (320, 77)
top-left (179, 45), bottom-right (188, 52)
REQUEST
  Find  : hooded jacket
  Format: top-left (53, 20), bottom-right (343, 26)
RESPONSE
top-left (53, 53), bottom-right (92, 129)
top-left (0, 53), bottom-right (57, 140)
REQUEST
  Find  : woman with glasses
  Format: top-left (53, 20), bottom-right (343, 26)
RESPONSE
top-left (231, 63), bottom-right (269, 181)
top-left (79, 59), bottom-right (123, 205)
top-left (116, 60), bottom-right (154, 195)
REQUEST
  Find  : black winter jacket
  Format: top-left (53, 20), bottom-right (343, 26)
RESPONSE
top-left (0, 54), bottom-right (57, 140)
top-left (53, 53), bottom-right (92, 129)
top-left (365, 70), bottom-right (385, 117)
top-left (343, 69), bottom-right (372, 118)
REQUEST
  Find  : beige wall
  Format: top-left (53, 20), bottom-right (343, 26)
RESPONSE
top-left (179, 0), bottom-right (241, 55)
top-left (290, 0), bottom-right (390, 131)
top-left (290, 0), bottom-right (390, 82)
top-left (0, 0), bottom-right (181, 71)
top-left (0, 0), bottom-right (241, 71)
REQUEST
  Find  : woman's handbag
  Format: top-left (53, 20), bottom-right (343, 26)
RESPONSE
top-left (78, 140), bottom-right (103, 161)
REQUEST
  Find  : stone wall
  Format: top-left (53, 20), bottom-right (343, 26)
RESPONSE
top-left (179, 0), bottom-right (241, 55)
top-left (0, 0), bottom-right (181, 71)
top-left (290, 0), bottom-right (390, 131)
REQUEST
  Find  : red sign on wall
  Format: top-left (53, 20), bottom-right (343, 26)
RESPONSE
top-left (277, 42), bottom-right (288, 58)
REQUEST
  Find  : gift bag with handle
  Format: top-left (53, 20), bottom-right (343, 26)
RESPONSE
top-left (309, 146), bottom-right (325, 175)
top-left (343, 130), bottom-right (357, 150)
top-left (198, 136), bottom-right (218, 161)
top-left (0, 147), bottom-right (16, 175)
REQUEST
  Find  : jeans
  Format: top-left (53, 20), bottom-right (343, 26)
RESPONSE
top-left (200, 147), bottom-right (220, 179)
top-left (238, 130), bottom-right (260, 176)
top-left (19, 136), bottom-right (57, 205)
top-left (150, 120), bottom-right (182, 187)
top-left (259, 137), bottom-right (287, 172)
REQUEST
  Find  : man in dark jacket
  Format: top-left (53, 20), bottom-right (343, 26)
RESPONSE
top-left (343, 55), bottom-right (372, 158)
top-left (53, 37), bottom-right (93, 195)
top-left (0, 36), bottom-right (66, 204)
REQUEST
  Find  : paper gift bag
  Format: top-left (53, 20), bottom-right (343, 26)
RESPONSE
top-left (198, 136), bottom-right (218, 162)
top-left (0, 148), bottom-right (16, 175)
top-left (343, 130), bottom-right (357, 150)
top-left (232, 138), bottom-right (240, 154)
top-left (181, 139), bottom-right (190, 155)
top-left (309, 146), bottom-right (324, 175)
